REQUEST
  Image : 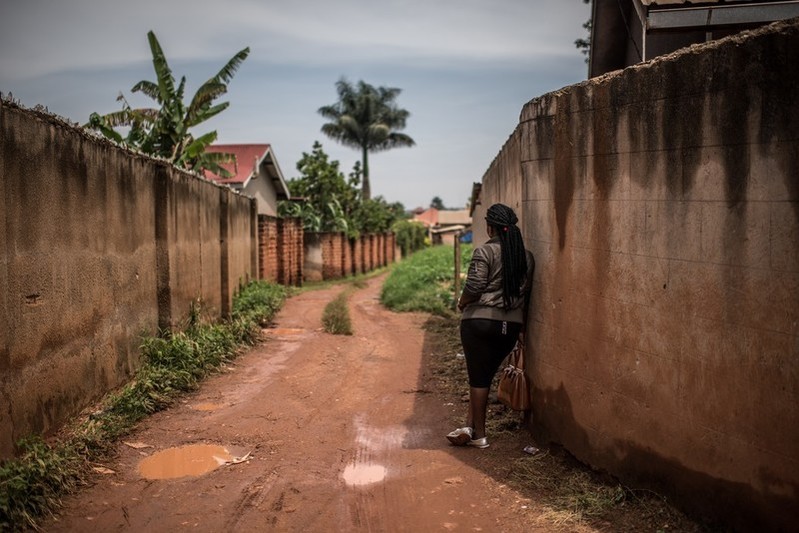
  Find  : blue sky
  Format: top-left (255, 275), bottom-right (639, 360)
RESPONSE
top-left (0, 0), bottom-right (591, 210)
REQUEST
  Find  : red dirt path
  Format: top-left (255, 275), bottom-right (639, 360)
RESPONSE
top-left (45, 274), bottom-right (586, 532)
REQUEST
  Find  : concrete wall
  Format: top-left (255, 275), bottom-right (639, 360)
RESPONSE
top-left (303, 233), bottom-right (324, 282)
top-left (478, 20), bottom-right (799, 531)
top-left (0, 101), bottom-right (257, 458)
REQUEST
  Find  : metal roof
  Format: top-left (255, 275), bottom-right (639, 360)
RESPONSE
top-left (640, 0), bottom-right (799, 31)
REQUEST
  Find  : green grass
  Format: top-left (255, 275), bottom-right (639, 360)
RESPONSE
top-left (380, 245), bottom-right (472, 316)
top-left (0, 280), bottom-right (287, 531)
top-left (322, 291), bottom-right (353, 335)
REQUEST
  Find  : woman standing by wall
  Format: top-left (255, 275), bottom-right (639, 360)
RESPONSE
top-left (447, 203), bottom-right (534, 448)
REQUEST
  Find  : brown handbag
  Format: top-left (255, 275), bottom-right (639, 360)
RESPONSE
top-left (497, 336), bottom-right (531, 411)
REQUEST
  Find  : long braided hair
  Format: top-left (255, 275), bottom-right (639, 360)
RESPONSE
top-left (485, 203), bottom-right (527, 310)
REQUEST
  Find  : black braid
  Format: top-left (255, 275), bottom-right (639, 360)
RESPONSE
top-left (485, 204), bottom-right (527, 310)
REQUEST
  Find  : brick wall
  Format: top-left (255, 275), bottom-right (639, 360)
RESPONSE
top-left (277, 217), bottom-right (303, 286)
top-left (303, 231), bottom-right (395, 282)
top-left (353, 237), bottom-right (363, 275)
top-left (343, 236), bottom-right (353, 276)
top-left (257, 215), bottom-right (303, 286)
top-left (258, 215), bottom-right (279, 282)
top-left (320, 233), bottom-right (343, 280)
top-left (365, 235), bottom-right (375, 271)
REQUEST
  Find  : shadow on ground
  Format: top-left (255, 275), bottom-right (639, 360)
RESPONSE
top-left (401, 314), bottom-right (706, 533)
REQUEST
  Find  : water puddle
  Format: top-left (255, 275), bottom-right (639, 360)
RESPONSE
top-left (342, 463), bottom-right (387, 486)
top-left (191, 402), bottom-right (225, 412)
top-left (138, 444), bottom-right (250, 480)
top-left (264, 327), bottom-right (304, 336)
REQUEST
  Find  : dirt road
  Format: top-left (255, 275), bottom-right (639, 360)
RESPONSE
top-left (46, 275), bottom-right (549, 532)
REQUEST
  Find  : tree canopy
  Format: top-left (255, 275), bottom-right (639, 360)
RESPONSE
top-left (279, 141), bottom-right (406, 238)
top-left (430, 196), bottom-right (445, 210)
top-left (575, 0), bottom-right (591, 63)
top-left (318, 79), bottom-right (415, 200)
top-left (85, 30), bottom-right (249, 176)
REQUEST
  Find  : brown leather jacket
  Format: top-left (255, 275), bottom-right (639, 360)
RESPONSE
top-left (460, 237), bottom-right (534, 323)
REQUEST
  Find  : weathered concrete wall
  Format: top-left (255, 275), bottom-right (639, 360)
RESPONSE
top-left (478, 20), bottom-right (799, 531)
top-left (0, 101), bottom-right (256, 458)
top-left (227, 191), bottom-right (256, 300)
top-left (303, 233), bottom-right (324, 282)
top-left (161, 171), bottom-right (223, 325)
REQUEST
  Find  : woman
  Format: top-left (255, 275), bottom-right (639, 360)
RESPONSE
top-left (447, 203), bottom-right (534, 448)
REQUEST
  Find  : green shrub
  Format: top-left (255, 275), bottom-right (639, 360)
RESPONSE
top-left (391, 219), bottom-right (428, 257)
top-left (0, 437), bottom-right (82, 531)
top-left (380, 244), bottom-right (472, 316)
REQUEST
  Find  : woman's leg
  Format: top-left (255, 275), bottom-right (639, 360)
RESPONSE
top-left (460, 320), bottom-right (522, 441)
top-left (469, 387), bottom-right (490, 439)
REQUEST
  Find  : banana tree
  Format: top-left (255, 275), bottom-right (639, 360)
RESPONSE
top-left (86, 30), bottom-right (249, 177)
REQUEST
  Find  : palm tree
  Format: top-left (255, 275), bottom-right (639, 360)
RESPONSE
top-left (318, 79), bottom-right (415, 200)
top-left (86, 30), bottom-right (249, 177)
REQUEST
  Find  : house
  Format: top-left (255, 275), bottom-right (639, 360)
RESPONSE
top-left (412, 207), bottom-right (472, 245)
top-left (590, 0), bottom-right (799, 77)
top-left (205, 144), bottom-right (291, 216)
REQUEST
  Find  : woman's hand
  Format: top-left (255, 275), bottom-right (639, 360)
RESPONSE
top-left (458, 292), bottom-right (477, 311)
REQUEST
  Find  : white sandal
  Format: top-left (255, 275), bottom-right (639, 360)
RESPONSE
top-left (446, 427), bottom-right (474, 446)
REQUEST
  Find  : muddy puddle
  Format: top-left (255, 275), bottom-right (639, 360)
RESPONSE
top-left (342, 463), bottom-right (387, 486)
top-left (264, 327), bottom-right (305, 336)
top-left (138, 444), bottom-right (250, 480)
top-left (191, 402), bottom-right (225, 412)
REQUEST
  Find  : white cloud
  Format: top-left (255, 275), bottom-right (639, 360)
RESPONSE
top-left (0, 0), bottom-right (591, 209)
top-left (0, 0), bottom-right (590, 80)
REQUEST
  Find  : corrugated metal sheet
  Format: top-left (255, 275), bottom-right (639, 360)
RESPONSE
top-left (642, 0), bottom-right (720, 5)
top-left (644, 0), bottom-right (799, 29)
top-left (642, 0), bottom-right (787, 5)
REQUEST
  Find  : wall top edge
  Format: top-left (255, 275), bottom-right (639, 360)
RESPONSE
top-left (520, 15), bottom-right (799, 120)
top-left (0, 94), bottom-right (253, 200)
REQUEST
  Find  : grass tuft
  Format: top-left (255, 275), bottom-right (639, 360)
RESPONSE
top-left (322, 291), bottom-right (353, 335)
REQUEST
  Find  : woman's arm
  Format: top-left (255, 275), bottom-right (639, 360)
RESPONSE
top-left (458, 247), bottom-right (489, 311)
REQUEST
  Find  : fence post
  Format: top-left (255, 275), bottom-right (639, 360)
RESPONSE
top-left (454, 232), bottom-right (461, 306)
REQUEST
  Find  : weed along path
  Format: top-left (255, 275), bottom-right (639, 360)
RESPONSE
top-left (46, 273), bottom-right (548, 532)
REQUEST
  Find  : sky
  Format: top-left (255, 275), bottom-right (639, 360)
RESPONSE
top-left (0, 0), bottom-right (591, 211)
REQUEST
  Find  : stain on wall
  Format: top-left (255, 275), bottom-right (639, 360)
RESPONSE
top-left (480, 19), bottom-right (799, 532)
top-left (0, 100), bottom-right (256, 458)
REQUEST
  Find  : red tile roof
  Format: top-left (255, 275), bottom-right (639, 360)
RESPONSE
top-left (205, 144), bottom-right (271, 185)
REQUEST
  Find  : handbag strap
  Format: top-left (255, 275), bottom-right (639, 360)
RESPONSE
top-left (512, 333), bottom-right (525, 371)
